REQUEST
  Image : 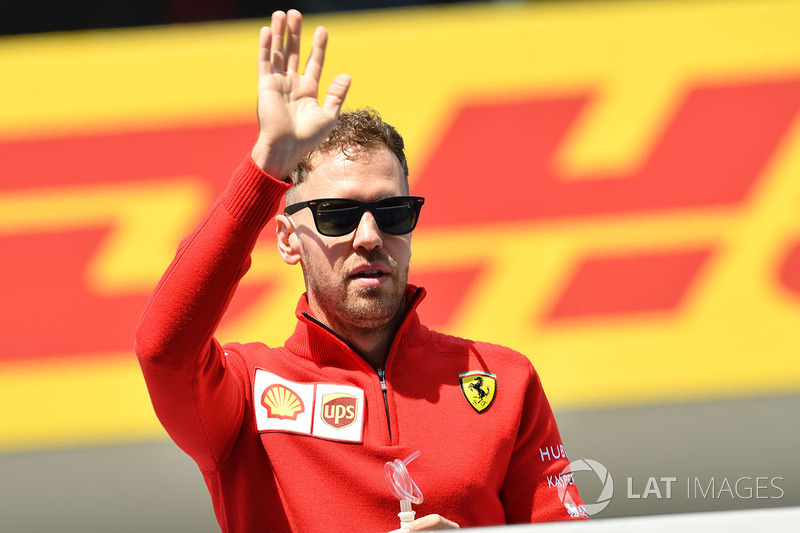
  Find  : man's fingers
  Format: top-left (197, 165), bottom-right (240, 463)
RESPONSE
top-left (303, 26), bottom-right (328, 82)
top-left (407, 514), bottom-right (460, 530)
top-left (321, 73), bottom-right (352, 115)
top-left (257, 26), bottom-right (271, 77)
top-left (269, 10), bottom-right (287, 73)
top-left (285, 9), bottom-right (302, 73)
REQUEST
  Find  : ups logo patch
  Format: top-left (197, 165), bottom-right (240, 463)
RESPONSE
top-left (321, 393), bottom-right (358, 429)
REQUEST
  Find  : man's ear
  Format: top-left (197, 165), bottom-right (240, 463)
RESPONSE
top-left (276, 214), bottom-right (301, 265)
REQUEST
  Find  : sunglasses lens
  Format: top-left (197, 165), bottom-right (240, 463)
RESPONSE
top-left (308, 197), bottom-right (423, 236)
top-left (314, 200), bottom-right (362, 236)
top-left (374, 198), bottom-right (420, 235)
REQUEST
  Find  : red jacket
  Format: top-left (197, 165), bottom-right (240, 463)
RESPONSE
top-left (135, 157), bottom-right (585, 532)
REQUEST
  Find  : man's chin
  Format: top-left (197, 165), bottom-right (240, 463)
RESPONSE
top-left (343, 290), bottom-right (404, 324)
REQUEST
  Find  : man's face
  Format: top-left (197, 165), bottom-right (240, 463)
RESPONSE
top-left (280, 147), bottom-right (413, 334)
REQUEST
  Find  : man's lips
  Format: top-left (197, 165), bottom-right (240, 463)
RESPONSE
top-left (348, 264), bottom-right (390, 280)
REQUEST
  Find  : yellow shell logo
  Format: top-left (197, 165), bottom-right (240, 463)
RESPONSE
top-left (261, 384), bottom-right (305, 420)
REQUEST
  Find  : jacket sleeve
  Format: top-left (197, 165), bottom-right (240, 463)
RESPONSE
top-left (500, 363), bottom-right (587, 522)
top-left (134, 156), bottom-right (291, 472)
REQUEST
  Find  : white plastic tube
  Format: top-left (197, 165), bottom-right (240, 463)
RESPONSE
top-left (385, 451), bottom-right (424, 530)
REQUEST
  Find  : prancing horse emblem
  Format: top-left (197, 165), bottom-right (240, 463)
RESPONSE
top-left (459, 371), bottom-right (497, 413)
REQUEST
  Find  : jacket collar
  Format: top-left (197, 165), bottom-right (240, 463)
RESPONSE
top-left (283, 285), bottom-right (428, 364)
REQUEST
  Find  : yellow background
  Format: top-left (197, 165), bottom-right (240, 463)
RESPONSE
top-left (1, 0), bottom-right (800, 451)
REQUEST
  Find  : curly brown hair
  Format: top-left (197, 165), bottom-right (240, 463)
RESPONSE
top-left (288, 108), bottom-right (409, 199)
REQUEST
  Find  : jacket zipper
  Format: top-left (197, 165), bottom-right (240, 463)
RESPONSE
top-left (302, 311), bottom-right (394, 441)
top-left (302, 312), bottom-right (360, 353)
top-left (376, 367), bottom-right (392, 441)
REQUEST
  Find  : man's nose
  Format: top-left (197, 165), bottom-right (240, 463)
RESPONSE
top-left (352, 211), bottom-right (383, 250)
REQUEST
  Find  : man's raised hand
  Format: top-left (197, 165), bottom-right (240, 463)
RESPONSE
top-left (250, 10), bottom-right (351, 179)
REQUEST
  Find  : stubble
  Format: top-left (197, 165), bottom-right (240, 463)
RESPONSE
top-left (304, 250), bottom-right (408, 336)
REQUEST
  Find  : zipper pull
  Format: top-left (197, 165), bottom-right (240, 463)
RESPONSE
top-left (377, 367), bottom-right (392, 440)
top-left (377, 367), bottom-right (387, 392)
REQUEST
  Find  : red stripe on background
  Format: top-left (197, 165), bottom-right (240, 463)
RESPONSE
top-left (410, 264), bottom-right (485, 331)
top-left (0, 227), bottom-right (271, 362)
top-left (779, 240), bottom-right (800, 297)
top-left (413, 79), bottom-right (800, 226)
top-left (0, 122), bottom-right (254, 192)
top-left (544, 248), bottom-right (713, 321)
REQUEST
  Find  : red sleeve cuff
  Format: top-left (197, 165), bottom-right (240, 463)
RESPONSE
top-left (219, 155), bottom-right (293, 229)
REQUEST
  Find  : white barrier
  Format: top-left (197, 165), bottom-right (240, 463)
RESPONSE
top-left (463, 506), bottom-right (800, 532)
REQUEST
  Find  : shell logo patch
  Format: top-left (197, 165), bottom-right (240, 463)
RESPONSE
top-left (459, 371), bottom-right (497, 413)
top-left (261, 384), bottom-right (305, 421)
top-left (321, 393), bottom-right (358, 428)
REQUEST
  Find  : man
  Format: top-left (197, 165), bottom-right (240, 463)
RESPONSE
top-left (135, 9), bottom-right (584, 532)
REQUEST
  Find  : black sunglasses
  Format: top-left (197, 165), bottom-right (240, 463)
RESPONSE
top-left (284, 196), bottom-right (425, 237)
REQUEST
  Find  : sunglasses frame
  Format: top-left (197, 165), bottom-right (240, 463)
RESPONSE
top-left (284, 196), bottom-right (425, 237)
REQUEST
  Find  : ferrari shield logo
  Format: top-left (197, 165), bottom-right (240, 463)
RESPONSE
top-left (459, 371), bottom-right (497, 413)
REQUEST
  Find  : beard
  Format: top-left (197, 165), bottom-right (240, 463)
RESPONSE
top-left (303, 250), bottom-right (409, 336)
